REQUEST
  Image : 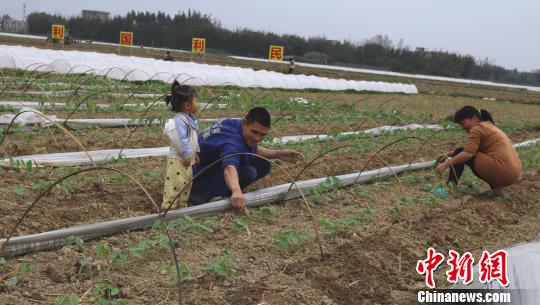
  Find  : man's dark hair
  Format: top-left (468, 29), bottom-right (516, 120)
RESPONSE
top-left (245, 107), bottom-right (271, 128)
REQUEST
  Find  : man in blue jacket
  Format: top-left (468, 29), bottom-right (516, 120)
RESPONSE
top-left (189, 107), bottom-right (302, 208)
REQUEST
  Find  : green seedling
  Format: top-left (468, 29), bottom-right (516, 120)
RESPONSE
top-left (128, 239), bottom-right (155, 258)
top-left (205, 250), bottom-right (239, 278)
top-left (95, 243), bottom-right (127, 269)
top-left (388, 206), bottom-right (399, 214)
top-left (166, 215), bottom-right (214, 233)
top-left (11, 186), bottom-right (27, 198)
top-left (396, 196), bottom-right (419, 207)
top-left (232, 216), bottom-right (250, 233)
top-left (18, 263), bottom-right (36, 273)
top-left (24, 133), bottom-right (34, 143)
top-left (359, 207), bottom-right (375, 220)
top-left (160, 263), bottom-right (193, 284)
top-left (32, 179), bottom-right (52, 191)
top-left (317, 217), bottom-right (337, 238)
top-left (308, 176), bottom-right (342, 204)
top-left (94, 280), bottom-right (125, 305)
top-left (147, 170), bottom-right (164, 182)
top-left (260, 206), bottom-right (277, 216)
top-left (79, 256), bottom-right (93, 268)
top-left (274, 229), bottom-right (310, 254)
top-left (338, 215), bottom-right (360, 228)
top-left (54, 295), bottom-right (78, 305)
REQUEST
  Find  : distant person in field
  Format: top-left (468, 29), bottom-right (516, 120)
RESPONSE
top-left (162, 81), bottom-right (199, 209)
top-left (189, 107), bottom-right (303, 208)
top-left (436, 106), bottom-right (522, 198)
top-left (164, 51), bottom-right (174, 61)
top-left (287, 57), bottom-right (296, 74)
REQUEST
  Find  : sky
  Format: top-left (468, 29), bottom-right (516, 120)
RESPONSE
top-left (2, 0), bottom-right (539, 71)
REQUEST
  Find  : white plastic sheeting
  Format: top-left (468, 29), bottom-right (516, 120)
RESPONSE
top-left (2, 91), bottom-right (162, 98)
top-left (0, 101), bottom-right (68, 110)
top-left (271, 124), bottom-right (443, 145)
top-left (0, 124), bottom-right (445, 167)
top-left (231, 56), bottom-right (540, 93)
top-left (50, 117), bottom-right (224, 129)
top-left (0, 100), bottom-right (226, 110)
top-left (0, 107), bottom-right (56, 129)
top-left (452, 235), bottom-right (540, 305)
top-left (3, 90), bottom-right (75, 97)
top-left (0, 115), bottom-right (183, 130)
top-left (0, 44), bottom-right (418, 94)
top-left (0, 32), bottom-right (190, 55)
top-left (0, 32), bottom-right (47, 41)
top-left (0, 107), bottom-right (227, 129)
top-left (2, 32), bottom-right (537, 93)
top-left (52, 118), bottom-right (163, 129)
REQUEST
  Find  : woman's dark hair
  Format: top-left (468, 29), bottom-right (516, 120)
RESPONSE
top-left (165, 80), bottom-right (196, 112)
top-left (454, 105), bottom-right (495, 124)
top-left (245, 107), bottom-right (271, 127)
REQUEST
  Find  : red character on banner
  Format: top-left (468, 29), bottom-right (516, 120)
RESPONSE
top-left (446, 250), bottom-right (475, 285)
top-left (52, 25), bottom-right (64, 39)
top-left (192, 39), bottom-right (206, 53)
top-left (120, 32), bottom-right (133, 45)
top-left (270, 47), bottom-right (283, 60)
top-left (479, 250), bottom-right (509, 286)
top-left (416, 247), bottom-right (445, 288)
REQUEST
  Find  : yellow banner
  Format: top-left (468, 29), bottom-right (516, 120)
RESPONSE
top-left (268, 45), bottom-right (284, 61)
top-left (51, 24), bottom-right (65, 40)
top-left (192, 38), bottom-right (206, 53)
top-left (119, 31), bottom-right (134, 46)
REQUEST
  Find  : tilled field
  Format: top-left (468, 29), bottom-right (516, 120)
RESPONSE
top-left (1, 69), bottom-right (539, 305)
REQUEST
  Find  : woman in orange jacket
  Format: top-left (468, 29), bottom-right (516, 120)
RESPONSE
top-left (436, 106), bottom-right (522, 198)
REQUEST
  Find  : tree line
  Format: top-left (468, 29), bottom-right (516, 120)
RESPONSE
top-left (14, 11), bottom-right (540, 86)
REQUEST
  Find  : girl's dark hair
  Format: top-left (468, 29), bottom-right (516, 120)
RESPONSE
top-left (454, 105), bottom-right (495, 124)
top-left (165, 80), bottom-right (196, 112)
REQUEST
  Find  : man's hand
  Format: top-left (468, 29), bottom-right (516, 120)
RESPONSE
top-left (279, 149), bottom-right (303, 163)
top-left (231, 189), bottom-right (246, 208)
top-left (224, 165), bottom-right (244, 208)
top-left (182, 157), bottom-right (191, 167)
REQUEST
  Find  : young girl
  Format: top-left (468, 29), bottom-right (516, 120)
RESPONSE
top-left (162, 81), bottom-right (199, 209)
top-left (436, 106), bottom-right (522, 198)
